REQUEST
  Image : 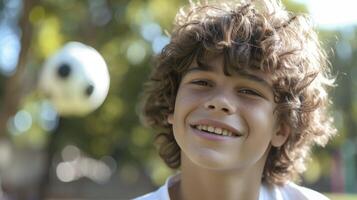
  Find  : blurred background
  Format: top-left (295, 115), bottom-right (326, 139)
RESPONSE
top-left (0, 0), bottom-right (356, 199)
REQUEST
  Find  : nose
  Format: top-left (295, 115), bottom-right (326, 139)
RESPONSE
top-left (204, 92), bottom-right (236, 115)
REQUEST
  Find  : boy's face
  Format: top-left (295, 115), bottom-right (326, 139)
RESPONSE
top-left (168, 54), bottom-right (289, 171)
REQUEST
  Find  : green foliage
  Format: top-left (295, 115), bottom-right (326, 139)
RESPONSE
top-left (282, 0), bottom-right (308, 13)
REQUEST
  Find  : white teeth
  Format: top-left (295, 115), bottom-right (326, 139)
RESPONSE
top-left (222, 129), bottom-right (228, 136)
top-left (214, 127), bottom-right (222, 135)
top-left (195, 124), bottom-right (235, 137)
top-left (208, 126), bottom-right (214, 132)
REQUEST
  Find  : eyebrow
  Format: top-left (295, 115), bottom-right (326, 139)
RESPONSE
top-left (184, 65), bottom-right (273, 91)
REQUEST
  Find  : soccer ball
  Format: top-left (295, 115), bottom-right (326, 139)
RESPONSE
top-left (38, 42), bottom-right (110, 117)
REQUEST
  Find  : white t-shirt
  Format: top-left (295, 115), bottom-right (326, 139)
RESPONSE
top-left (134, 174), bottom-right (329, 200)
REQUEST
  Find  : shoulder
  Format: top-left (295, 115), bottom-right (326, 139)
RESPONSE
top-left (133, 173), bottom-right (180, 200)
top-left (278, 182), bottom-right (329, 200)
top-left (133, 184), bottom-right (169, 200)
top-left (134, 190), bottom-right (160, 200)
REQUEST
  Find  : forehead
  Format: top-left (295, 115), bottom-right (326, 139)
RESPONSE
top-left (186, 54), bottom-right (273, 86)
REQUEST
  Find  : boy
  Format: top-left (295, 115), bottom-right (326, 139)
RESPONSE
top-left (137, 0), bottom-right (336, 199)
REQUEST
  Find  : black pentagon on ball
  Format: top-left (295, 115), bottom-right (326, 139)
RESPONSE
top-left (85, 84), bottom-right (94, 97)
top-left (57, 63), bottom-right (71, 78)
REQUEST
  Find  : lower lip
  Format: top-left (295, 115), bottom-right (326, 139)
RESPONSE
top-left (190, 126), bottom-right (238, 141)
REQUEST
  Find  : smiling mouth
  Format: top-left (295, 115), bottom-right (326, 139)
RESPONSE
top-left (191, 124), bottom-right (241, 137)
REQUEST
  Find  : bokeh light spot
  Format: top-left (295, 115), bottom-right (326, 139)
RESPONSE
top-left (61, 145), bottom-right (80, 162)
top-left (14, 110), bottom-right (32, 133)
top-left (152, 35), bottom-right (169, 54)
top-left (140, 22), bottom-right (162, 42)
top-left (0, 25), bottom-right (20, 76)
top-left (126, 41), bottom-right (146, 65)
top-left (56, 162), bottom-right (76, 182)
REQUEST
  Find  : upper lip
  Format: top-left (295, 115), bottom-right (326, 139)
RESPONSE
top-left (190, 119), bottom-right (243, 137)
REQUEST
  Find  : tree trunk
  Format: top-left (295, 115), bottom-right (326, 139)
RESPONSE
top-left (0, 0), bottom-right (37, 138)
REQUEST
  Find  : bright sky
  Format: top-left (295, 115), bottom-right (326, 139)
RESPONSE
top-left (294, 0), bottom-right (357, 29)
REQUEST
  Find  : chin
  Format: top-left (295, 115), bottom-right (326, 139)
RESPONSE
top-left (187, 148), bottom-right (238, 170)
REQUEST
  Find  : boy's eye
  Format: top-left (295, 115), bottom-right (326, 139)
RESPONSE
top-left (238, 89), bottom-right (262, 97)
top-left (191, 80), bottom-right (211, 86)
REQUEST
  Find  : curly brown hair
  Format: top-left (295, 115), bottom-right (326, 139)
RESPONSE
top-left (139, 0), bottom-right (336, 185)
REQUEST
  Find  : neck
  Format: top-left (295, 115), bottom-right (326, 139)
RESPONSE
top-left (171, 154), bottom-right (267, 200)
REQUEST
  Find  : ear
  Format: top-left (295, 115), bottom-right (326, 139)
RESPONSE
top-left (271, 123), bottom-right (290, 147)
top-left (167, 113), bottom-right (173, 124)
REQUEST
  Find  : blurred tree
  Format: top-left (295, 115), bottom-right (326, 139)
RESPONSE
top-left (328, 28), bottom-right (357, 192)
top-left (0, 0), bottom-right (37, 139)
top-left (0, 0), bottom-right (183, 198)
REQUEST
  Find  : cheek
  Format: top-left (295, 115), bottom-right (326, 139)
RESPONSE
top-left (174, 89), bottom-right (203, 117)
top-left (171, 89), bottom-right (195, 138)
top-left (241, 101), bottom-right (276, 136)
